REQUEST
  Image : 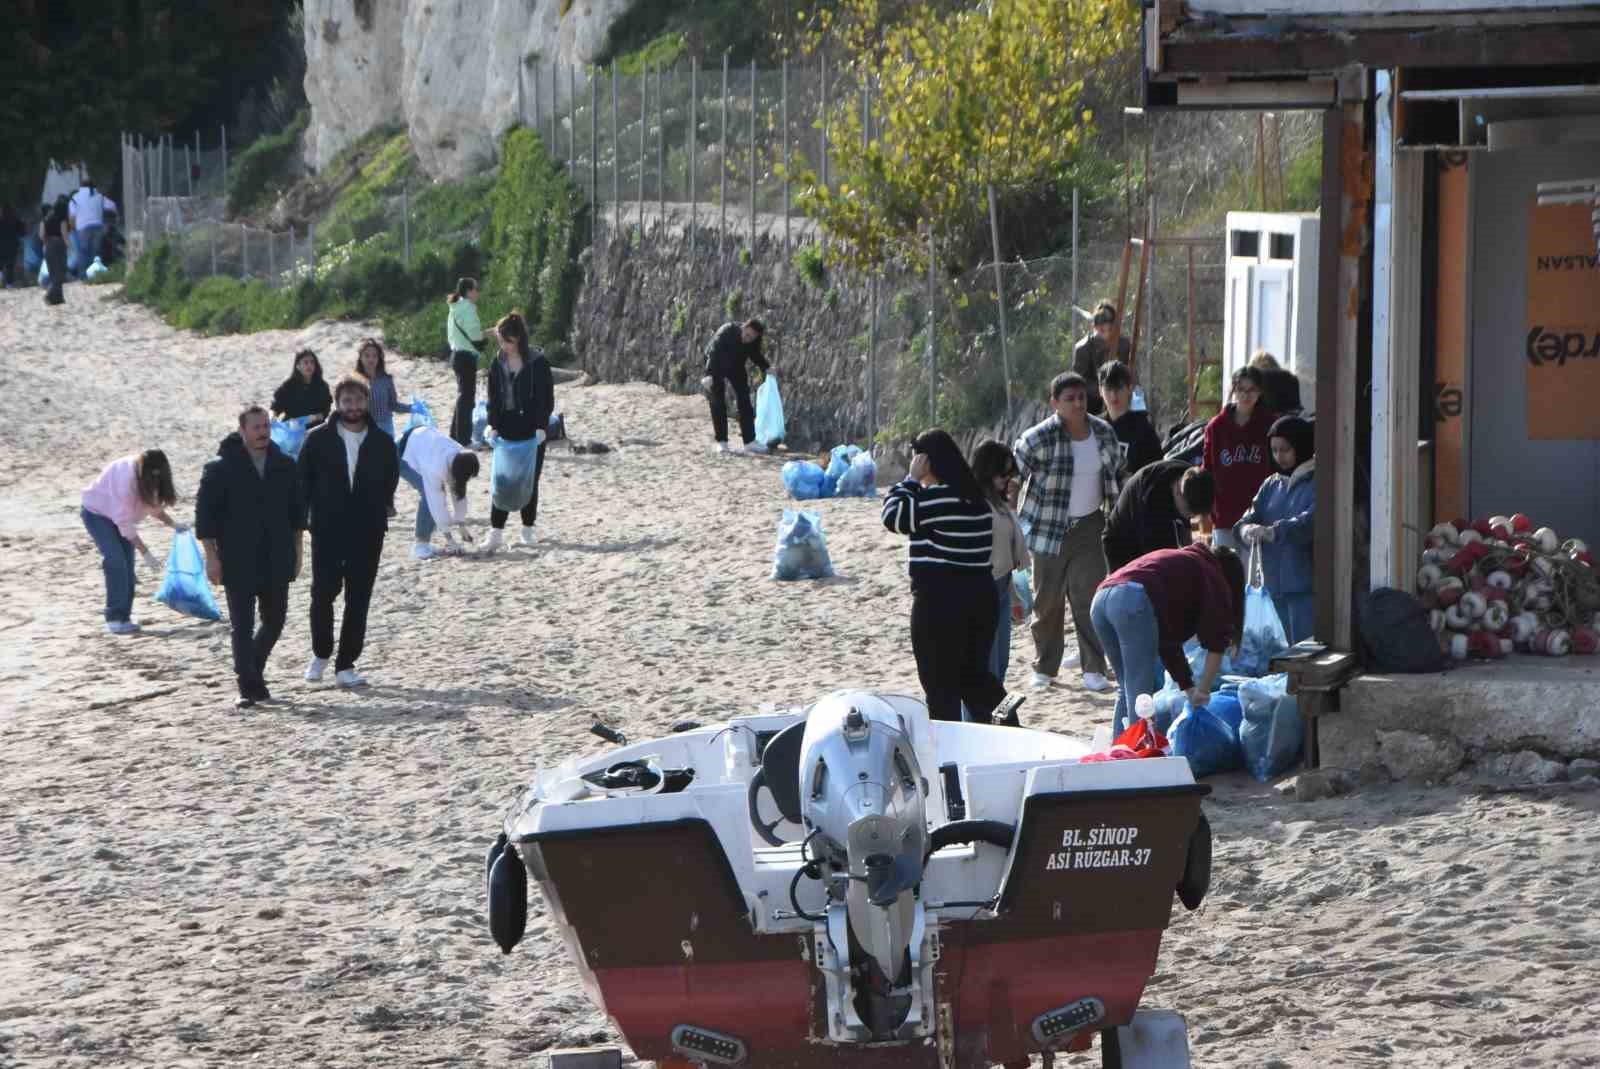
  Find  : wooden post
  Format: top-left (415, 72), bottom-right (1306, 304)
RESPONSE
top-left (720, 53), bottom-right (729, 258)
top-left (533, 61), bottom-right (541, 141)
top-left (1071, 186), bottom-right (1080, 324)
top-left (749, 59), bottom-right (757, 257)
top-left (657, 62), bottom-right (665, 229)
top-left (1130, 197), bottom-right (1153, 375)
top-left (638, 67), bottom-right (646, 236)
top-left (927, 225), bottom-right (937, 424)
top-left (570, 62), bottom-right (578, 166)
top-left (988, 183), bottom-right (1013, 417)
top-left (1257, 113), bottom-right (1268, 211)
top-left (210, 223), bottom-right (217, 276)
top-left (241, 225), bottom-right (248, 276)
top-left (551, 60), bottom-right (559, 155)
top-left (782, 56), bottom-right (790, 253)
top-left (268, 225), bottom-right (276, 284)
top-left (402, 182), bottom-right (410, 267)
top-left (690, 56), bottom-right (698, 257)
top-left (611, 67), bottom-right (620, 219)
top-left (590, 66), bottom-right (598, 221)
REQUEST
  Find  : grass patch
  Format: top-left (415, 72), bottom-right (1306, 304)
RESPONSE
top-left (793, 243), bottom-right (826, 288)
top-left (227, 110), bottom-right (310, 218)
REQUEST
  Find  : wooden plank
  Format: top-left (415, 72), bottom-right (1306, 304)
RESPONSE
top-left (1187, 0), bottom-right (1600, 14)
top-left (1159, 25), bottom-right (1600, 76)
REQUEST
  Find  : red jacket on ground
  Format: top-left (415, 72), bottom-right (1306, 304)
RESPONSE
top-left (1202, 403), bottom-right (1277, 528)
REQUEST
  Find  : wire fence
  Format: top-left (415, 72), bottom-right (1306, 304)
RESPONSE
top-left (116, 57), bottom-right (1318, 445)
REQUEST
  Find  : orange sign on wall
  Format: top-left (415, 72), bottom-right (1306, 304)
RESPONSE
top-left (1526, 201), bottom-right (1600, 440)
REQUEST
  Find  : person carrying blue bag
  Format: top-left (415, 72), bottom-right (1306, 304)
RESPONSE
top-left (482, 312), bottom-right (553, 553)
top-left (1235, 415), bottom-right (1316, 644)
top-left (702, 318), bottom-right (772, 455)
top-left (1091, 542), bottom-right (1246, 736)
top-left (80, 450), bottom-right (182, 634)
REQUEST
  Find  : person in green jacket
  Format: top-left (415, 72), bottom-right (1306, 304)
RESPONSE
top-left (446, 277), bottom-right (485, 446)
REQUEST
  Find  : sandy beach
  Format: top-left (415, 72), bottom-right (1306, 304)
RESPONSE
top-left (1, 285), bottom-right (1597, 1069)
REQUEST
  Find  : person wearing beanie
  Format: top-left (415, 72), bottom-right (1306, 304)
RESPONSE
top-left (1235, 415), bottom-right (1316, 643)
top-left (1202, 365), bottom-right (1277, 549)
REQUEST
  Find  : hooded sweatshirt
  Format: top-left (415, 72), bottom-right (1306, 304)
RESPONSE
top-left (1110, 408), bottom-right (1163, 476)
top-left (1102, 458), bottom-right (1192, 573)
top-left (1203, 402), bottom-right (1277, 528)
top-left (271, 375), bottom-right (332, 423)
top-left (1235, 458), bottom-right (1316, 596)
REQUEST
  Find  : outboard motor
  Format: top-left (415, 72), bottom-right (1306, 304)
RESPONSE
top-left (796, 692), bottom-right (932, 1042)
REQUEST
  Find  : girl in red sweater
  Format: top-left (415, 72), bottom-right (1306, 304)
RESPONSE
top-left (1203, 366), bottom-right (1276, 551)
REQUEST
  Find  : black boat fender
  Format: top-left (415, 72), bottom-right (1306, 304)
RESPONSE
top-left (488, 838), bottom-right (528, 954)
top-left (486, 831), bottom-right (507, 878)
top-left (1176, 811), bottom-right (1212, 911)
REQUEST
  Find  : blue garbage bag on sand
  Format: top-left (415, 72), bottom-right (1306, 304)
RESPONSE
top-left (154, 530), bottom-right (222, 621)
top-left (471, 399), bottom-right (490, 447)
top-left (782, 460), bottom-right (829, 501)
top-left (772, 509), bottom-right (835, 581)
top-left (270, 416), bottom-right (311, 459)
top-left (755, 377), bottom-right (785, 447)
top-left (491, 436), bottom-right (542, 512)
top-left (835, 452), bottom-right (878, 498)
top-left (404, 394), bottom-right (436, 434)
top-left (1168, 692), bottom-right (1244, 778)
top-left (823, 445), bottom-right (862, 496)
top-left (1239, 674), bottom-right (1302, 782)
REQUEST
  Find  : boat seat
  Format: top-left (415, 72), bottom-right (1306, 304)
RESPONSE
top-left (759, 721), bottom-right (806, 826)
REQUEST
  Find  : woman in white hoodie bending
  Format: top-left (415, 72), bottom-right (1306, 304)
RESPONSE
top-left (398, 424), bottom-right (481, 559)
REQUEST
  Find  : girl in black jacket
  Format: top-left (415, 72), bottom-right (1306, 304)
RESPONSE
top-left (271, 349), bottom-right (333, 426)
top-left (483, 312), bottom-right (554, 553)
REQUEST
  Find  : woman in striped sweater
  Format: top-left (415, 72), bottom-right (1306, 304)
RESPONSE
top-left (882, 429), bottom-right (1023, 725)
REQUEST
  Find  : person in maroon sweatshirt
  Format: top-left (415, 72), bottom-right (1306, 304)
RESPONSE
top-left (1202, 366), bottom-right (1275, 551)
top-left (1091, 543), bottom-right (1245, 734)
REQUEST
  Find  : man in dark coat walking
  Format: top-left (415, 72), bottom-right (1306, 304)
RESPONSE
top-left (196, 404), bottom-right (305, 708)
top-left (297, 374), bottom-right (400, 688)
top-left (702, 317), bottom-right (771, 454)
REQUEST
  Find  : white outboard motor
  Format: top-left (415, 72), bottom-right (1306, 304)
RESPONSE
top-left (797, 691), bottom-right (932, 1041)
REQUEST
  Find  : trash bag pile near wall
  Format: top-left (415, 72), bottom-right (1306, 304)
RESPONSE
top-left (782, 447), bottom-right (877, 501)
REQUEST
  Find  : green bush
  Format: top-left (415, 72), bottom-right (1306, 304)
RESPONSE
top-left (227, 110), bottom-right (310, 218)
top-left (792, 243), bottom-right (826, 289)
top-left (723, 288), bottom-right (742, 319)
top-left (124, 239), bottom-right (191, 310)
top-left (316, 131), bottom-right (418, 249)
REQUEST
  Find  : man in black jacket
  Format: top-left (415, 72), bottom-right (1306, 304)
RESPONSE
top-left (702, 318), bottom-right (770, 454)
top-left (297, 374), bottom-right (400, 688)
top-left (1098, 360), bottom-right (1163, 476)
top-left (1101, 459), bottom-right (1215, 573)
top-left (196, 404), bottom-right (305, 709)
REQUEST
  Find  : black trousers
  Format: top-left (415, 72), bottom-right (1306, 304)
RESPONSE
top-left (310, 534), bottom-right (384, 671)
top-left (708, 371), bottom-right (755, 444)
top-left (43, 236), bottom-right (66, 304)
top-left (910, 571), bottom-right (1007, 723)
top-left (489, 439), bottom-right (547, 529)
top-left (449, 350), bottom-right (478, 446)
top-left (225, 583), bottom-right (289, 695)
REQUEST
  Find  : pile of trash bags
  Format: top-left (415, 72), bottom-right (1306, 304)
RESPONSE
top-left (771, 509), bottom-right (835, 581)
top-left (782, 445), bottom-right (877, 501)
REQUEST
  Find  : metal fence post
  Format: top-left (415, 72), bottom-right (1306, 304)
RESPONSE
top-left (865, 82), bottom-right (876, 442)
top-left (749, 60), bottom-right (757, 256)
top-left (210, 223), bottom-right (217, 276)
top-left (551, 60), bottom-right (559, 155)
top-left (656, 62), bottom-right (664, 229)
top-left (268, 226), bottom-right (276, 284)
top-left (570, 61), bottom-right (578, 166)
top-left (517, 56), bottom-right (524, 124)
top-left (242, 225), bottom-right (249, 276)
top-left (927, 225), bottom-right (937, 424)
top-left (533, 61), bottom-right (541, 141)
top-left (309, 222), bottom-right (316, 272)
top-left (1071, 186), bottom-right (1080, 325)
top-left (987, 184), bottom-right (1013, 417)
top-left (782, 56), bottom-right (790, 254)
top-left (611, 68), bottom-right (620, 223)
top-left (402, 182), bottom-right (411, 268)
top-left (638, 68), bottom-right (646, 236)
top-left (194, 129), bottom-right (201, 193)
top-left (689, 56), bottom-right (698, 257)
top-left (720, 54), bottom-right (729, 259)
top-left (590, 66), bottom-right (598, 224)
top-left (220, 125), bottom-right (228, 198)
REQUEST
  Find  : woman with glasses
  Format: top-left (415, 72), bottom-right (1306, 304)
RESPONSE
top-left (1202, 366), bottom-right (1276, 552)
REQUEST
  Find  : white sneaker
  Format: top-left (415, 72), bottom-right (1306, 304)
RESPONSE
top-left (1029, 671), bottom-right (1055, 689)
top-left (413, 542), bottom-right (438, 560)
top-left (336, 668), bottom-right (368, 688)
top-left (483, 529), bottom-right (504, 554)
top-left (743, 441), bottom-right (769, 454)
top-left (1062, 650), bottom-right (1081, 670)
top-left (519, 525), bottom-right (538, 546)
top-left (104, 621), bottom-right (140, 635)
top-left (714, 441), bottom-right (731, 454)
top-left (1082, 672), bottom-right (1114, 693)
top-left (304, 656), bottom-right (329, 683)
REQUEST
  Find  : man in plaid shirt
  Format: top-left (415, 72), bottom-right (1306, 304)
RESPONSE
top-left (1014, 371), bottom-right (1126, 691)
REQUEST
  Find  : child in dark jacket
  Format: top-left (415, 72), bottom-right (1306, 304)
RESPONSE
top-left (1236, 415), bottom-right (1316, 643)
top-left (1202, 366), bottom-right (1275, 551)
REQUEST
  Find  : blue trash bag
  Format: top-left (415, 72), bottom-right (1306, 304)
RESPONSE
top-left (154, 530), bottom-right (222, 621)
top-left (404, 394), bottom-right (436, 434)
top-left (1238, 674), bottom-right (1303, 782)
top-left (1011, 568), bottom-right (1034, 618)
top-left (37, 259), bottom-right (50, 288)
top-left (23, 237), bottom-right (42, 275)
top-left (1168, 691), bottom-right (1244, 778)
top-left (548, 411), bottom-right (566, 442)
top-left (823, 444), bottom-right (862, 496)
top-left (1234, 544), bottom-right (1290, 677)
top-left (782, 460), bottom-right (829, 501)
top-left (471, 399), bottom-right (490, 447)
top-left (270, 415), bottom-right (311, 459)
top-left (1149, 682), bottom-right (1188, 735)
top-left (772, 509), bottom-right (835, 581)
top-left (490, 436), bottom-right (542, 512)
top-left (835, 452), bottom-right (878, 498)
top-left (755, 376), bottom-right (785, 446)
top-left (85, 256), bottom-right (108, 280)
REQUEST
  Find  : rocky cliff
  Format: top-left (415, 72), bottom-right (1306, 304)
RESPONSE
top-left (303, 0), bottom-right (634, 181)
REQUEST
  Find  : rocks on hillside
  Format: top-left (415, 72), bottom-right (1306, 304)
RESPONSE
top-left (303, 0), bottom-right (635, 180)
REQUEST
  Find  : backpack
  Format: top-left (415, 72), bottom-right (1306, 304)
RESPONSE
top-left (1358, 587), bottom-right (1447, 674)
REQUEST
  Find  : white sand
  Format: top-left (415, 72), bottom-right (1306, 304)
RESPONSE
top-left (1, 285), bottom-right (1596, 1067)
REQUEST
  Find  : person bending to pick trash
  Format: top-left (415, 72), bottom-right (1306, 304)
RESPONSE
top-left (196, 405), bottom-right (304, 708)
top-left (702, 318), bottom-right (771, 454)
top-left (882, 429), bottom-right (1025, 726)
top-left (80, 449), bottom-right (181, 635)
top-left (398, 423), bottom-right (481, 560)
top-left (297, 374), bottom-right (400, 688)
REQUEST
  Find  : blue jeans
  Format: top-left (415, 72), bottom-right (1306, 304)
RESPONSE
top-left (1091, 581), bottom-right (1162, 736)
top-left (74, 225), bottom-right (103, 273)
top-left (397, 428), bottom-right (435, 543)
top-left (988, 573), bottom-right (1013, 685)
top-left (83, 506), bottom-right (135, 622)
